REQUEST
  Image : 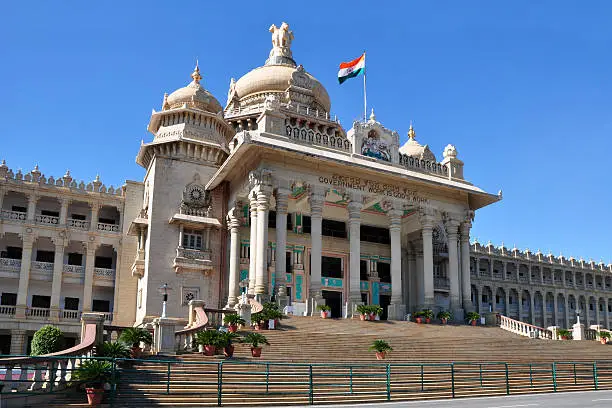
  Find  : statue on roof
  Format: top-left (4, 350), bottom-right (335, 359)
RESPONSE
top-left (269, 22), bottom-right (293, 49)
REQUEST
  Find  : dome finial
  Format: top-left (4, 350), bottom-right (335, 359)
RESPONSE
top-left (369, 108), bottom-right (376, 122)
top-left (408, 121), bottom-right (416, 140)
top-left (266, 22), bottom-right (295, 66)
top-left (191, 60), bottom-right (202, 84)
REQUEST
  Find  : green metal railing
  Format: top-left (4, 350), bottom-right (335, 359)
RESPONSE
top-left (1, 356), bottom-right (611, 406)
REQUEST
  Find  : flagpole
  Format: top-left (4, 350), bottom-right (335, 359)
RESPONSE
top-left (363, 51), bottom-right (367, 122)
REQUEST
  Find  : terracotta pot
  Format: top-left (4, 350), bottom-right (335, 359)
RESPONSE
top-left (130, 346), bottom-right (142, 359)
top-left (369, 313), bottom-right (376, 321)
top-left (86, 387), bottom-right (104, 406)
top-left (255, 323), bottom-right (261, 331)
top-left (375, 351), bottom-right (386, 360)
top-left (224, 345), bottom-right (235, 358)
top-left (321, 310), bottom-right (328, 319)
top-left (441, 318), bottom-right (448, 325)
top-left (561, 336), bottom-right (569, 340)
top-left (215, 346), bottom-right (224, 355)
top-left (360, 314), bottom-right (366, 321)
top-left (415, 317), bottom-right (423, 324)
top-left (470, 319), bottom-right (477, 326)
top-left (204, 345), bottom-right (215, 356)
top-left (274, 318), bottom-right (280, 327)
top-left (425, 318), bottom-right (431, 324)
top-left (228, 324), bottom-right (237, 333)
top-left (601, 338), bottom-right (607, 345)
top-left (251, 347), bottom-right (262, 357)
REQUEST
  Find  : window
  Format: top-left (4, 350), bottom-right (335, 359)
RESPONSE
top-left (360, 260), bottom-right (368, 281)
top-left (64, 297), bottom-right (79, 310)
top-left (1, 293), bottom-right (17, 306)
top-left (41, 210), bottom-right (59, 217)
top-left (268, 211), bottom-right (277, 228)
top-left (285, 252), bottom-right (292, 274)
top-left (482, 294), bottom-right (488, 303)
top-left (1, 246), bottom-right (22, 259)
top-left (92, 299), bottom-right (110, 313)
top-left (496, 295), bottom-right (500, 303)
top-left (35, 250), bottom-right (54, 263)
top-left (321, 256), bottom-right (342, 279)
top-left (589, 304), bottom-right (594, 311)
top-left (322, 219), bottom-right (347, 238)
top-left (67, 253), bottom-right (83, 266)
top-left (98, 217), bottom-right (116, 225)
top-left (32, 295), bottom-right (51, 308)
top-left (378, 262), bottom-right (391, 283)
top-left (302, 216), bottom-right (311, 234)
top-left (509, 296), bottom-right (513, 305)
top-left (360, 225), bottom-right (390, 245)
top-left (95, 256), bottom-right (113, 269)
top-left (287, 214), bottom-right (293, 231)
top-left (71, 214), bottom-right (86, 220)
top-left (182, 229), bottom-right (203, 250)
top-left (361, 293), bottom-right (369, 304)
top-left (12, 205), bottom-right (26, 213)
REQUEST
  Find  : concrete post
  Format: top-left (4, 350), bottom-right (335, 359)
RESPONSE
top-left (80, 312), bottom-right (105, 346)
top-left (153, 317), bottom-right (177, 355)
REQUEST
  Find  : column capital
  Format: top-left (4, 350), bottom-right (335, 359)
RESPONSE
top-left (347, 200), bottom-right (362, 219)
top-left (460, 221), bottom-right (472, 239)
top-left (308, 192), bottom-right (325, 216)
top-left (275, 187), bottom-right (290, 213)
top-left (226, 206), bottom-right (242, 231)
top-left (256, 189), bottom-right (271, 210)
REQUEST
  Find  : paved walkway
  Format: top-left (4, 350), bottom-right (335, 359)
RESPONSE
top-left (275, 390), bottom-right (612, 408)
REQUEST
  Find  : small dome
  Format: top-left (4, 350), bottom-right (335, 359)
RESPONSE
top-left (398, 124), bottom-right (436, 161)
top-left (165, 64), bottom-right (222, 114)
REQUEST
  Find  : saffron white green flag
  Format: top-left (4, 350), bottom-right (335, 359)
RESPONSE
top-left (338, 53), bottom-right (365, 84)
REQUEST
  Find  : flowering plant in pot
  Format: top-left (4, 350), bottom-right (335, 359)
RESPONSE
top-left (316, 304), bottom-right (332, 318)
top-left (437, 310), bottom-right (452, 325)
top-left (217, 331), bottom-right (240, 358)
top-left (223, 313), bottom-right (246, 333)
top-left (421, 309), bottom-right (434, 324)
top-left (119, 327), bottom-right (153, 358)
top-left (598, 331), bottom-right (611, 344)
top-left (71, 360), bottom-right (116, 406)
top-left (356, 304), bottom-right (369, 320)
top-left (413, 311), bottom-right (424, 324)
top-left (195, 330), bottom-right (220, 356)
top-left (466, 312), bottom-right (480, 326)
top-left (369, 339), bottom-right (393, 360)
top-left (556, 328), bottom-right (572, 340)
top-left (243, 332), bottom-right (270, 357)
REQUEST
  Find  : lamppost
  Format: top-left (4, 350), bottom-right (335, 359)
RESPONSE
top-left (158, 283), bottom-right (172, 318)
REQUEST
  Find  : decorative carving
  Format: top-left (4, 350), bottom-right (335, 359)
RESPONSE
top-left (269, 22), bottom-right (293, 51)
top-left (182, 287), bottom-right (200, 306)
top-left (180, 174), bottom-right (211, 216)
top-left (361, 129), bottom-right (390, 161)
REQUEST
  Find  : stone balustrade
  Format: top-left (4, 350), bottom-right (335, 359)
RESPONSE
top-left (97, 222), bottom-right (119, 232)
top-left (31, 261), bottom-right (54, 273)
top-left (35, 214), bottom-right (59, 225)
top-left (176, 247), bottom-right (211, 261)
top-left (0, 209), bottom-right (27, 221)
top-left (498, 314), bottom-right (552, 339)
top-left (63, 264), bottom-right (85, 274)
top-left (434, 277), bottom-right (450, 290)
top-left (0, 305), bottom-right (16, 315)
top-left (0, 257), bottom-right (21, 272)
top-left (94, 267), bottom-right (115, 280)
top-left (62, 310), bottom-right (80, 320)
top-left (67, 218), bottom-right (89, 229)
top-left (26, 307), bottom-right (51, 319)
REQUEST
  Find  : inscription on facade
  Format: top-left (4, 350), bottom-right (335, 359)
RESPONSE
top-left (318, 174), bottom-right (428, 203)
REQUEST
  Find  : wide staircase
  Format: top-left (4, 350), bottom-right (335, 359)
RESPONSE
top-left (93, 316), bottom-right (612, 407)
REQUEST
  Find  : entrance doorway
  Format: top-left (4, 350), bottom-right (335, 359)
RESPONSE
top-left (322, 290), bottom-right (343, 318)
top-left (379, 294), bottom-right (391, 320)
top-left (0, 335), bottom-right (10, 355)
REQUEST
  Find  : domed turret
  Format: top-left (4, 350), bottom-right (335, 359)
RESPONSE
top-left (164, 63), bottom-right (222, 113)
top-left (398, 124), bottom-right (436, 161)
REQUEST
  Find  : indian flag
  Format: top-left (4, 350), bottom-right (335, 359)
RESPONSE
top-left (338, 53), bottom-right (365, 84)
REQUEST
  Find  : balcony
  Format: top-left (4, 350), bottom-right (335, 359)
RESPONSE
top-left (31, 261), bottom-right (54, 280)
top-left (35, 214), bottom-right (59, 225)
top-left (68, 218), bottom-right (89, 230)
top-left (518, 276), bottom-right (528, 283)
top-left (62, 309), bottom-right (80, 320)
top-left (434, 277), bottom-right (450, 290)
top-left (0, 305), bottom-right (16, 316)
top-left (131, 250), bottom-right (145, 278)
top-left (63, 264), bottom-right (85, 274)
top-left (94, 267), bottom-right (116, 286)
top-left (0, 209), bottom-right (27, 222)
top-left (173, 247), bottom-right (212, 275)
top-left (26, 307), bottom-right (50, 319)
top-left (97, 222), bottom-right (120, 233)
top-left (0, 257), bottom-right (21, 277)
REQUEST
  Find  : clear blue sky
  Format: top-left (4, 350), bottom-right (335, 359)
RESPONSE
top-left (1, 1), bottom-right (610, 262)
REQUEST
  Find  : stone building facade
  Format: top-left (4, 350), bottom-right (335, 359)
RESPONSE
top-left (0, 22), bottom-right (609, 354)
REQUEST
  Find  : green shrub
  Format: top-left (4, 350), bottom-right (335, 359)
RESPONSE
top-left (557, 328), bottom-right (572, 339)
top-left (243, 332), bottom-right (269, 348)
top-left (466, 312), bottom-right (480, 322)
top-left (437, 311), bottom-right (452, 320)
top-left (97, 341), bottom-right (131, 359)
top-left (599, 331), bottom-right (611, 340)
top-left (31, 325), bottom-right (64, 356)
top-left (369, 339), bottom-right (393, 353)
top-left (316, 304), bottom-right (331, 312)
top-left (71, 360), bottom-right (115, 388)
top-left (195, 330), bottom-right (220, 346)
top-left (223, 314), bottom-right (246, 326)
top-left (356, 304), bottom-right (368, 315)
top-left (216, 331), bottom-right (240, 348)
top-left (119, 327), bottom-right (153, 347)
top-left (421, 309), bottom-right (434, 319)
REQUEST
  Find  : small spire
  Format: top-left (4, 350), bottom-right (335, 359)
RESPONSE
top-left (162, 92), bottom-right (169, 110)
top-left (191, 61), bottom-right (202, 84)
top-left (407, 122), bottom-right (416, 140)
top-left (369, 108), bottom-right (376, 122)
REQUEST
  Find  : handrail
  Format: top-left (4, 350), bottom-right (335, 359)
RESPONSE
top-left (249, 298), bottom-right (263, 313)
top-left (498, 314), bottom-right (553, 339)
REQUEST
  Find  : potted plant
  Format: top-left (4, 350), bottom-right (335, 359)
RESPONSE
top-left (356, 304), bottom-right (368, 320)
top-left (71, 359), bottom-right (115, 406)
top-left (263, 302), bottom-right (284, 328)
top-left (316, 304), bottom-right (331, 318)
top-left (369, 339), bottom-right (393, 360)
top-left (223, 314), bottom-right (246, 333)
top-left (437, 311), bottom-right (452, 325)
top-left (421, 309), bottom-right (434, 324)
top-left (251, 312), bottom-right (265, 330)
top-left (371, 305), bottom-right (383, 321)
top-left (556, 328), bottom-right (572, 340)
top-left (217, 331), bottom-right (240, 358)
top-left (598, 331), bottom-right (611, 344)
top-left (119, 327), bottom-right (153, 358)
top-left (413, 311), bottom-right (423, 324)
top-left (243, 332), bottom-right (270, 357)
top-left (96, 341), bottom-right (131, 359)
top-left (195, 330), bottom-right (219, 356)
top-left (466, 312), bottom-right (480, 326)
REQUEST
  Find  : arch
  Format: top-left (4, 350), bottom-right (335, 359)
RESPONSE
top-left (557, 293), bottom-right (566, 328)
top-left (481, 286), bottom-right (493, 313)
top-left (508, 288), bottom-right (519, 319)
top-left (495, 287), bottom-right (507, 315)
top-left (471, 285), bottom-right (479, 313)
top-left (521, 290), bottom-right (532, 324)
top-left (534, 291), bottom-right (544, 327)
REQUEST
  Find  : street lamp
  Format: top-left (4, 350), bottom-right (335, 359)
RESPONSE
top-left (158, 283), bottom-right (173, 318)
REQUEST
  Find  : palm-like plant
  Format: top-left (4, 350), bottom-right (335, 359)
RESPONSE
top-left (369, 339), bottom-right (393, 353)
top-left (243, 332), bottom-right (269, 348)
top-left (437, 311), bottom-right (452, 321)
top-left (466, 312), bottom-right (480, 322)
top-left (195, 330), bottom-right (220, 346)
top-left (223, 314), bottom-right (246, 326)
top-left (71, 360), bottom-right (115, 388)
top-left (97, 341), bottom-right (131, 359)
top-left (119, 327), bottom-right (153, 348)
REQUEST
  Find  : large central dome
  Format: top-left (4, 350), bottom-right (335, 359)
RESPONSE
top-left (225, 22), bottom-right (331, 114)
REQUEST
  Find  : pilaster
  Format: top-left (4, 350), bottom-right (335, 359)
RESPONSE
top-left (50, 237), bottom-right (67, 321)
top-left (15, 235), bottom-right (35, 318)
top-left (248, 193), bottom-right (258, 295)
top-left (82, 241), bottom-right (98, 312)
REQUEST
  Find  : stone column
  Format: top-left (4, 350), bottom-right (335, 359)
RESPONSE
top-left (420, 213), bottom-right (436, 310)
top-left (0, 186), bottom-right (5, 213)
top-left (10, 329), bottom-right (27, 355)
top-left (505, 291), bottom-right (510, 316)
top-left (518, 292), bottom-right (523, 320)
top-left (248, 194), bottom-right (258, 295)
top-left (460, 221), bottom-right (473, 312)
top-left (59, 198), bottom-right (69, 225)
top-left (445, 218), bottom-right (461, 316)
top-left (254, 189), bottom-right (271, 298)
top-left (553, 293), bottom-right (559, 326)
top-left (275, 187), bottom-right (290, 307)
top-left (178, 224), bottom-right (184, 247)
top-left (415, 248), bottom-right (424, 309)
top-left (50, 238), bottom-right (66, 321)
top-left (82, 243), bottom-right (97, 312)
top-left (308, 192), bottom-right (325, 314)
top-left (15, 236), bottom-right (34, 318)
top-left (502, 261), bottom-right (508, 281)
top-left (388, 209), bottom-right (404, 320)
top-left (530, 295), bottom-right (536, 325)
top-left (226, 207), bottom-right (241, 308)
top-left (528, 264), bottom-right (533, 284)
top-left (347, 199), bottom-right (363, 309)
top-left (89, 203), bottom-right (99, 232)
top-left (26, 193), bottom-right (37, 221)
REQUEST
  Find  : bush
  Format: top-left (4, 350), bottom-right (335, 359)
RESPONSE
top-left (316, 304), bottom-right (331, 312)
top-left (437, 311), bottom-right (452, 320)
top-left (223, 314), bottom-right (246, 326)
top-left (216, 331), bottom-right (240, 348)
top-left (557, 328), bottom-right (572, 339)
top-left (369, 339), bottom-right (393, 353)
top-left (466, 312), bottom-right (480, 322)
top-left (421, 309), bottom-right (434, 319)
top-left (195, 330), bottom-right (220, 346)
top-left (243, 332), bottom-right (269, 348)
top-left (97, 341), bottom-right (131, 359)
top-left (31, 325), bottom-right (64, 356)
top-left (71, 360), bottom-right (115, 388)
top-left (119, 328), bottom-right (153, 348)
